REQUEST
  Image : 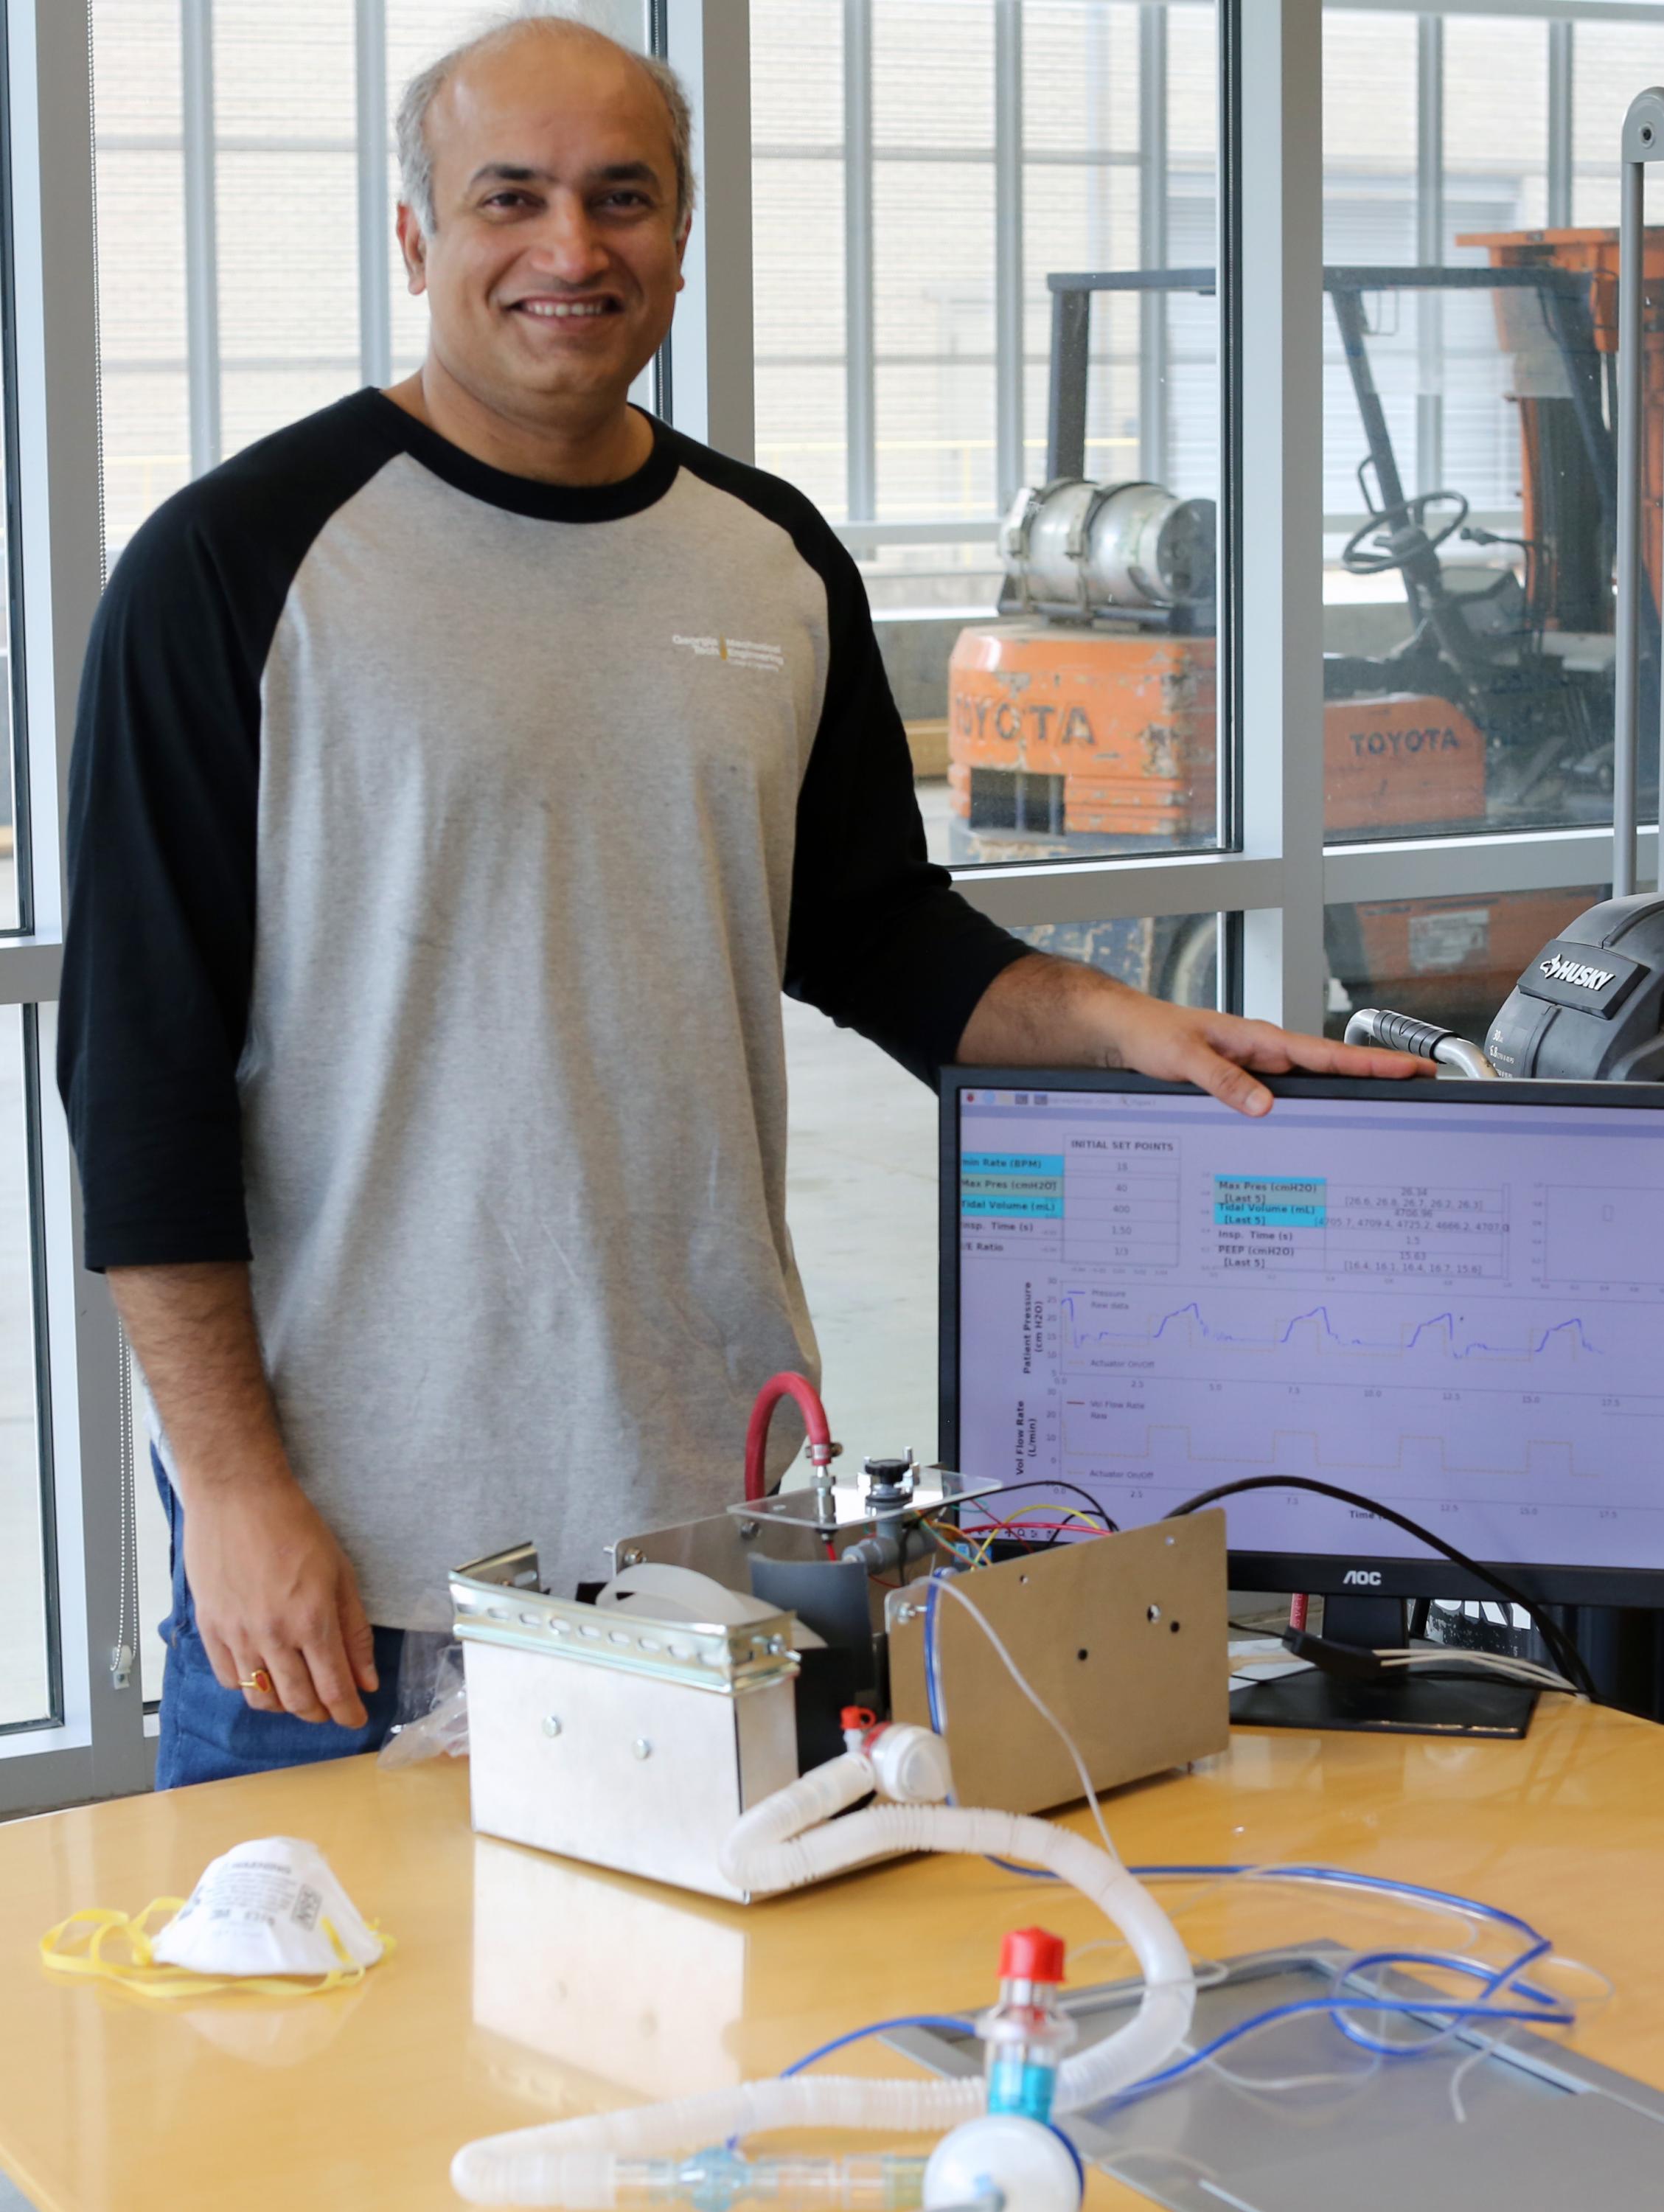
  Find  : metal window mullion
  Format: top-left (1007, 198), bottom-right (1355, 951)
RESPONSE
top-left (658, 0), bottom-right (753, 459)
top-left (2, 0), bottom-right (150, 1799)
top-left (1236, 0), bottom-right (1323, 1031)
top-left (1416, 15), bottom-right (1443, 497)
top-left (1548, 21), bottom-right (1573, 229)
top-left (0, 938), bottom-right (61, 1001)
top-left (181, 0), bottom-right (220, 476)
top-left (1326, 0), bottom-right (1663, 20)
top-left (1138, 1), bottom-right (1169, 485)
top-left (355, 0), bottom-right (391, 389)
top-left (993, 0), bottom-right (1023, 512)
top-left (1612, 88), bottom-right (1664, 898)
top-left (1326, 826), bottom-right (1660, 905)
top-left (947, 809), bottom-right (1653, 936)
top-left (843, 0), bottom-right (874, 519)
top-left (950, 850), bottom-right (1285, 928)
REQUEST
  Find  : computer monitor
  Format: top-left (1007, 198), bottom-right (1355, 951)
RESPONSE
top-left (941, 1069), bottom-right (1664, 1614)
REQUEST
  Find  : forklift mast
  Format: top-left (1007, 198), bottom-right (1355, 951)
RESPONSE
top-left (1043, 248), bottom-right (1650, 656)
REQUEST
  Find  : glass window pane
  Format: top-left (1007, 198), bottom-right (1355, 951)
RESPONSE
top-left (215, 4), bottom-right (361, 457)
top-left (92, 0), bottom-right (190, 561)
top-left (1324, 886), bottom-right (1604, 1046)
top-left (1320, 9), bottom-right (1663, 845)
top-left (786, 911), bottom-right (1223, 1455)
top-left (0, 1007), bottom-right (50, 1729)
top-left (754, 0), bottom-right (1223, 872)
top-left (1574, 23), bottom-right (1664, 229)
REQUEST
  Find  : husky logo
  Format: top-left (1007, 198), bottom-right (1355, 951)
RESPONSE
top-left (1342, 1568), bottom-right (1383, 1586)
top-left (1539, 953), bottom-right (1615, 992)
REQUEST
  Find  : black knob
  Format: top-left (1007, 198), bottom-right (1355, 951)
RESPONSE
top-left (863, 1456), bottom-right (912, 1503)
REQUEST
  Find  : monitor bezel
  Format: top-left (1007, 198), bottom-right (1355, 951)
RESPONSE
top-left (941, 1067), bottom-right (1664, 1610)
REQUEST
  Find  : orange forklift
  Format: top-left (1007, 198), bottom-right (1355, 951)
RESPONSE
top-left (947, 230), bottom-right (1663, 1032)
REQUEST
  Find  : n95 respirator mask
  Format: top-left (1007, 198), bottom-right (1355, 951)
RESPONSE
top-left (40, 1835), bottom-right (391, 2000)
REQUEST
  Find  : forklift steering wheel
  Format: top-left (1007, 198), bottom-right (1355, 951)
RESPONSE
top-left (1341, 490), bottom-right (1469, 575)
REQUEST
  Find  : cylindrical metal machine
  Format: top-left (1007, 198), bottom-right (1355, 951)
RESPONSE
top-left (1483, 891), bottom-right (1664, 1079)
top-left (999, 479), bottom-right (1216, 618)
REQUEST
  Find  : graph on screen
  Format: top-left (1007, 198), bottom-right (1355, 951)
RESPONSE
top-left (956, 1089), bottom-right (1664, 1570)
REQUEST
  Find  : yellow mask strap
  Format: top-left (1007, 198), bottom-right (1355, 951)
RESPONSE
top-left (39, 1902), bottom-right (393, 2000)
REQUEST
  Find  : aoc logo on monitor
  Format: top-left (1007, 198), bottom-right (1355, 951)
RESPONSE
top-left (1342, 1568), bottom-right (1384, 1586)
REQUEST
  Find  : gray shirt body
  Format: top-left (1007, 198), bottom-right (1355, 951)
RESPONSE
top-left (60, 394), bottom-right (1024, 1625)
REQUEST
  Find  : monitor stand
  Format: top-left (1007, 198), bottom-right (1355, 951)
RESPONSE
top-left (1230, 1595), bottom-right (1539, 1740)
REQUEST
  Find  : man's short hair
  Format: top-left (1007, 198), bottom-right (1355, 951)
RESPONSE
top-left (395, 9), bottom-right (695, 237)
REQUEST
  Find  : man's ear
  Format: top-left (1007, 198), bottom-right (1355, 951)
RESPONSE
top-left (675, 212), bottom-right (693, 286)
top-left (396, 202), bottom-right (429, 296)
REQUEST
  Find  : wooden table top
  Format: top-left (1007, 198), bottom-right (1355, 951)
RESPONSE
top-left (1, 1700), bottom-right (1661, 2210)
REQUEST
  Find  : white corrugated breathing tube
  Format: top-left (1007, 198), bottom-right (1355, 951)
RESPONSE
top-left (450, 1736), bottom-right (1195, 2207)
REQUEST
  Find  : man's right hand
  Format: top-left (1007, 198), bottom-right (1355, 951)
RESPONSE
top-left (107, 1259), bottom-right (380, 1728)
top-left (181, 1468), bottom-right (379, 1726)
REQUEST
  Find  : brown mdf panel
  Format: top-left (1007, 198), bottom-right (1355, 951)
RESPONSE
top-left (889, 1510), bottom-right (1230, 1812)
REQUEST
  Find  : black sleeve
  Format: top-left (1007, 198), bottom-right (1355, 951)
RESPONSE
top-left (781, 534), bottom-right (1029, 1088)
top-left (58, 398), bottom-right (393, 1270)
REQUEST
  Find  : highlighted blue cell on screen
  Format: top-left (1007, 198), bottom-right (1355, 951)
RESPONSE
top-left (962, 1194), bottom-right (1065, 1219)
top-left (1215, 1175), bottom-right (1327, 1228)
top-left (962, 1154), bottom-right (1065, 1220)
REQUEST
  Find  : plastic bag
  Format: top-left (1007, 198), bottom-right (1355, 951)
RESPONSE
top-left (377, 1633), bottom-right (468, 1767)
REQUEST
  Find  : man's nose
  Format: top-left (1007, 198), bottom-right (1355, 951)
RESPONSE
top-left (524, 192), bottom-right (610, 285)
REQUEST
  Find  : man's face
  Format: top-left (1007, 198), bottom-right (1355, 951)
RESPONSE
top-left (399, 34), bottom-right (687, 425)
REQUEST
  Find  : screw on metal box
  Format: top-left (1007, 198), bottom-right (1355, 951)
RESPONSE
top-left (618, 1544), bottom-right (647, 1568)
top-left (542, 1715), bottom-right (563, 1738)
top-left (633, 1738), bottom-right (653, 1761)
top-left (738, 1520), bottom-right (760, 1540)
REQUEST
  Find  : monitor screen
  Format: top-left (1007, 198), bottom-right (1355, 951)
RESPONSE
top-left (942, 1071), bottom-right (1664, 1607)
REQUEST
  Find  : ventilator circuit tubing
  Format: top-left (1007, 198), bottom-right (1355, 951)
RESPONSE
top-left (450, 1747), bottom-right (1196, 2207)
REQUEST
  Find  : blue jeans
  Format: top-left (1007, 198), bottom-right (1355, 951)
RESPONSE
top-left (151, 1447), bottom-right (405, 1788)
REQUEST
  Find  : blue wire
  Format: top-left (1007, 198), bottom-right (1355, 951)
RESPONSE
top-left (1126, 1863), bottom-right (1543, 1945)
top-left (1322, 1940), bottom-right (1555, 2045)
top-left (918, 1573), bottom-right (1571, 2115)
top-left (1090, 1986), bottom-right (1574, 2112)
top-left (780, 2014), bottom-right (978, 2077)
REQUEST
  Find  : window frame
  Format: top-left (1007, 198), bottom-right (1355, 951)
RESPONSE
top-left (1, 0), bottom-right (1660, 1804)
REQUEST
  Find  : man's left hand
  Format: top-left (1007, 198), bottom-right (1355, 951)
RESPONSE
top-left (1087, 991), bottom-right (1436, 1117)
top-left (956, 952), bottom-right (1437, 1116)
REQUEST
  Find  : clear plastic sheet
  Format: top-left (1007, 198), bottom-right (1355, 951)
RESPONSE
top-left (377, 1633), bottom-right (467, 1767)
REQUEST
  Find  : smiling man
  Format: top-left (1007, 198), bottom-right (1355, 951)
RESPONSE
top-left (58, 12), bottom-right (1424, 1786)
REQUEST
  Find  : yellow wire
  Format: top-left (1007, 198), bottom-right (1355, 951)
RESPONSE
top-left (936, 1503), bottom-right (1108, 1567)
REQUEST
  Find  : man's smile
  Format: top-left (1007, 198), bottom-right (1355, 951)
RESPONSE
top-left (509, 295), bottom-right (622, 319)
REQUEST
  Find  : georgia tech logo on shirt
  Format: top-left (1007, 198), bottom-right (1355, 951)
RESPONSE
top-left (672, 633), bottom-right (786, 672)
top-left (1539, 953), bottom-right (1615, 993)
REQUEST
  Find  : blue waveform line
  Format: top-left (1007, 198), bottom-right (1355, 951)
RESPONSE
top-left (1059, 1294), bottom-right (1602, 1362)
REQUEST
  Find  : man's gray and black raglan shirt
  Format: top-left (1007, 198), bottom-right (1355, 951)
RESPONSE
top-left (59, 392), bottom-right (1026, 1626)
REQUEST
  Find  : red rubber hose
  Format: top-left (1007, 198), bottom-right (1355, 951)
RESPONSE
top-left (745, 1371), bottom-right (835, 1503)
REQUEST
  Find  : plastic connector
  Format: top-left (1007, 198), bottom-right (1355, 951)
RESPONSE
top-left (866, 1725), bottom-right (954, 1806)
top-left (924, 2116), bottom-right (1082, 2212)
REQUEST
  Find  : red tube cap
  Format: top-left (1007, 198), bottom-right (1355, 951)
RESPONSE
top-left (1000, 1927), bottom-right (1067, 1984)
